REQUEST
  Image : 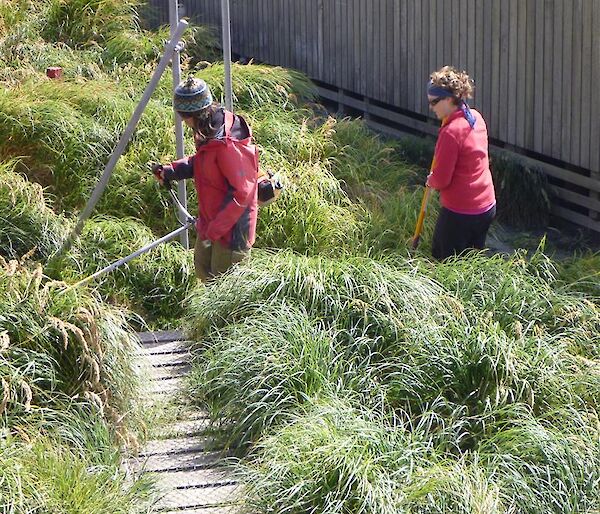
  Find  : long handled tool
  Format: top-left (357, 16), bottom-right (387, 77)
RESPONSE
top-left (64, 182), bottom-right (195, 292)
top-left (411, 186), bottom-right (431, 250)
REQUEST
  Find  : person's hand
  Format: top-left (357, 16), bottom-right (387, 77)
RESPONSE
top-left (425, 173), bottom-right (433, 187)
top-left (150, 163), bottom-right (164, 184)
top-left (150, 163), bottom-right (172, 187)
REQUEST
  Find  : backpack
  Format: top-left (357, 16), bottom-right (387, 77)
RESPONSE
top-left (222, 110), bottom-right (283, 206)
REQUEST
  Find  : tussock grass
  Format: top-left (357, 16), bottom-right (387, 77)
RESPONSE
top-left (0, 160), bottom-right (69, 260)
top-left (0, 258), bottom-right (144, 444)
top-left (184, 250), bottom-right (454, 342)
top-left (476, 405), bottom-right (600, 513)
top-left (0, 77), bottom-right (178, 217)
top-left (185, 251), bottom-right (600, 513)
top-left (239, 399), bottom-right (520, 514)
top-left (327, 117), bottom-right (421, 190)
top-left (241, 398), bottom-right (599, 513)
top-left (424, 249), bottom-right (600, 358)
top-left (60, 216), bottom-right (195, 325)
top-left (255, 162), bottom-right (364, 255)
top-left (0, 432), bottom-right (155, 513)
top-left (250, 108), bottom-right (337, 164)
top-left (40, 0), bottom-right (141, 48)
top-left (0, 159), bottom-right (192, 324)
top-left (199, 62), bottom-right (317, 110)
top-left (557, 251), bottom-right (600, 300)
top-left (358, 186), bottom-right (438, 256)
top-left (188, 304), bottom-right (376, 450)
top-left (239, 398), bottom-right (418, 514)
top-left (490, 152), bottom-right (552, 229)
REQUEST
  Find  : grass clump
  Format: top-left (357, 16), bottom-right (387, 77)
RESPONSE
top-left (39, 0), bottom-right (141, 48)
top-left (327, 117), bottom-right (421, 190)
top-left (199, 62), bottom-right (317, 111)
top-left (557, 251), bottom-right (600, 300)
top-left (0, 256), bottom-right (156, 512)
top-left (0, 160), bottom-right (69, 260)
top-left (239, 399), bottom-right (516, 514)
top-left (0, 432), bottom-right (155, 513)
top-left (60, 216), bottom-right (195, 326)
top-left (424, 249), bottom-right (600, 358)
top-left (183, 250), bottom-right (454, 343)
top-left (0, 258), bottom-right (145, 444)
top-left (184, 250), bottom-right (600, 513)
top-left (239, 398), bottom-right (415, 514)
top-left (188, 304), bottom-right (374, 450)
top-left (0, 77), bottom-right (178, 218)
top-left (255, 162), bottom-right (364, 255)
top-left (490, 152), bottom-right (552, 229)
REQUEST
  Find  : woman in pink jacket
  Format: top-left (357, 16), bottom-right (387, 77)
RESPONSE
top-left (153, 76), bottom-right (258, 281)
top-left (426, 66), bottom-right (496, 260)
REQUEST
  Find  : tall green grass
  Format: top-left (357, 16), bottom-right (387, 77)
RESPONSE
top-left (183, 250), bottom-right (454, 342)
top-left (423, 249), bottom-right (600, 358)
top-left (0, 432), bottom-right (155, 513)
top-left (489, 152), bottom-right (552, 229)
top-left (188, 304), bottom-right (376, 450)
top-left (239, 398), bottom-right (421, 514)
top-left (0, 77), bottom-right (178, 218)
top-left (239, 398), bottom-right (555, 514)
top-left (327, 117), bottom-right (421, 190)
top-left (0, 160), bottom-right (69, 260)
top-left (240, 397), bottom-right (599, 513)
top-left (0, 258), bottom-right (145, 443)
top-left (0, 156), bottom-right (193, 325)
top-left (40, 0), bottom-right (140, 48)
top-left (0, 256), bottom-right (156, 510)
top-left (557, 251), bottom-right (600, 300)
top-left (199, 62), bottom-right (317, 110)
top-left (60, 215), bottom-right (195, 326)
top-left (185, 251), bottom-right (600, 513)
top-left (255, 162), bottom-right (365, 255)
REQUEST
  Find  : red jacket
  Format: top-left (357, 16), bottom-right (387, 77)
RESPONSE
top-left (427, 109), bottom-right (496, 214)
top-left (170, 110), bottom-right (258, 250)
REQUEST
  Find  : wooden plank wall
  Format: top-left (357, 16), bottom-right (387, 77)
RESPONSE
top-left (150, 0), bottom-right (600, 231)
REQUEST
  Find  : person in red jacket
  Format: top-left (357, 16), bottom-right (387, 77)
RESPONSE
top-left (153, 76), bottom-right (258, 281)
top-left (426, 66), bottom-right (496, 260)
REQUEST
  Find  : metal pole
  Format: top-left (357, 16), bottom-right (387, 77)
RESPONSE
top-left (65, 221), bottom-right (195, 291)
top-left (56, 20), bottom-right (189, 257)
top-left (169, 0), bottom-right (189, 249)
top-left (221, 0), bottom-right (233, 111)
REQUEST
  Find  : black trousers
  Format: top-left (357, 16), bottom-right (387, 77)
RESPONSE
top-left (431, 205), bottom-right (496, 261)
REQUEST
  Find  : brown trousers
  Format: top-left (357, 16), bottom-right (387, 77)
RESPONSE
top-left (194, 239), bottom-right (250, 282)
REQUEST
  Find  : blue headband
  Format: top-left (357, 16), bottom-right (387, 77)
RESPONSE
top-left (427, 80), bottom-right (476, 128)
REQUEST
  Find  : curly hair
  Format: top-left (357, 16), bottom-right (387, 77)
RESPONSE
top-left (430, 66), bottom-right (474, 100)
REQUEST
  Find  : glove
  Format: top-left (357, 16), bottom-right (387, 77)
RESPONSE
top-left (150, 163), bottom-right (170, 187)
top-left (150, 162), bottom-right (163, 180)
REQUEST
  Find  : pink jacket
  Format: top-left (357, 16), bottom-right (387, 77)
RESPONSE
top-left (427, 109), bottom-right (496, 214)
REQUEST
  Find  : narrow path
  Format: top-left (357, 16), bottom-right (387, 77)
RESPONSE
top-left (130, 330), bottom-right (240, 513)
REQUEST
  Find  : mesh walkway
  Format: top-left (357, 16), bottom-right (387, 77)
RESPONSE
top-left (130, 330), bottom-right (241, 513)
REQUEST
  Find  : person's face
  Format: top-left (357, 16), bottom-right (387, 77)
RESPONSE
top-left (179, 114), bottom-right (206, 142)
top-left (428, 95), bottom-right (456, 120)
top-left (181, 115), bottom-right (195, 128)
